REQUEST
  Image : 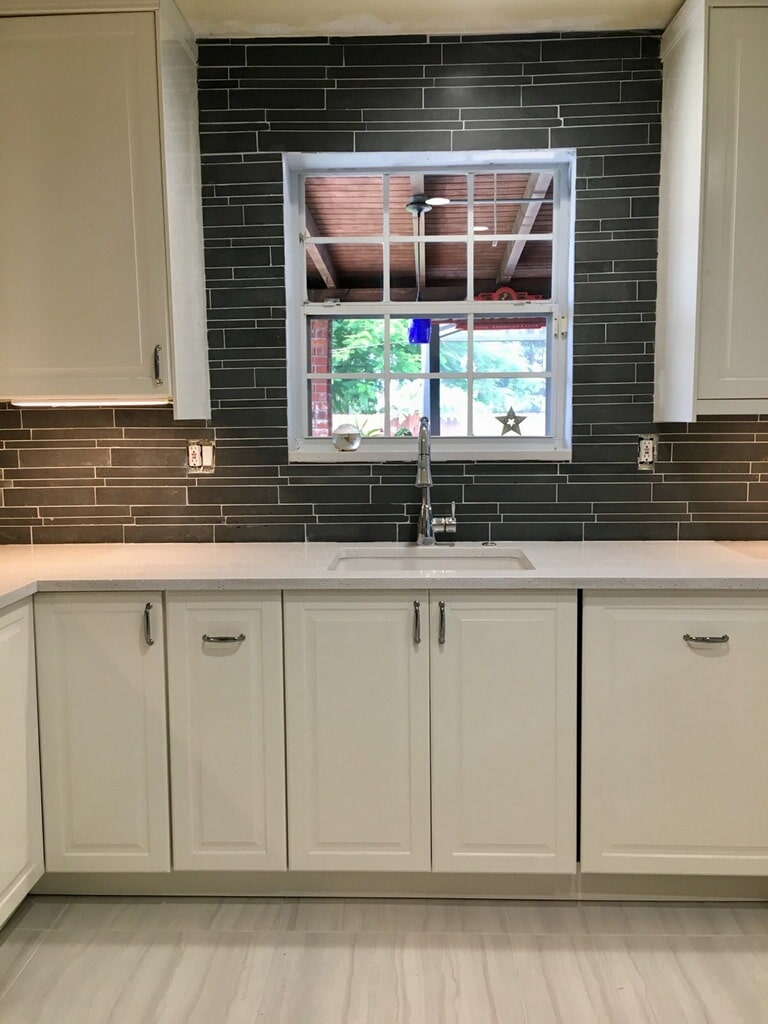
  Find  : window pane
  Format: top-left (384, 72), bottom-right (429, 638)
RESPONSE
top-left (306, 243), bottom-right (383, 301)
top-left (309, 378), bottom-right (385, 438)
top-left (304, 175), bottom-right (383, 235)
top-left (388, 317), bottom-right (469, 372)
top-left (422, 173), bottom-right (468, 235)
top-left (472, 378), bottom-right (549, 437)
top-left (388, 318), bottom-right (429, 373)
top-left (472, 317), bottom-right (548, 373)
top-left (389, 378), bottom-right (427, 438)
top-left (308, 317), bottom-right (386, 376)
top-left (474, 240), bottom-right (552, 299)
top-left (473, 171), bottom-right (553, 236)
top-left (390, 242), bottom-right (467, 300)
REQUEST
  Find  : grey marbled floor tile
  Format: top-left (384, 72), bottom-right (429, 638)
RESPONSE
top-left (52, 896), bottom-right (223, 932)
top-left (668, 935), bottom-right (768, 1022)
top-left (422, 898), bottom-right (511, 934)
top-left (4, 896), bottom-right (70, 932)
top-left (256, 930), bottom-right (527, 1023)
top-left (510, 934), bottom-right (618, 1023)
top-left (341, 898), bottom-right (429, 933)
top-left (622, 934), bottom-right (768, 1023)
top-left (0, 928), bottom-right (277, 1024)
top-left (0, 929), bottom-right (45, 1000)
top-left (649, 903), bottom-right (755, 937)
top-left (290, 897), bottom-right (348, 932)
top-left (209, 897), bottom-right (297, 932)
top-left (505, 901), bottom-right (589, 936)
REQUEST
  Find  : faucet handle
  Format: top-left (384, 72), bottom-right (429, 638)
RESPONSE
top-left (435, 501), bottom-right (458, 535)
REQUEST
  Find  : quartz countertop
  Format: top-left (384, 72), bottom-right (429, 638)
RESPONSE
top-left (4, 540), bottom-right (768, 610)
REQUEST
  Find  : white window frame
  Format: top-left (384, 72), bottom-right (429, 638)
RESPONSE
top-left (283, 149), bottom-right (575, 463)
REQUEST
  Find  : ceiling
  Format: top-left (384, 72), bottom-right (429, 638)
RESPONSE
top-left (305, 172), bottom-right (553, 303)
top-left (179, 0), bottom-right (681, 39)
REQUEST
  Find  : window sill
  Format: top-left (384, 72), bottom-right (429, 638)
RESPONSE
top-left (288, 437), bottom-right (572, 463)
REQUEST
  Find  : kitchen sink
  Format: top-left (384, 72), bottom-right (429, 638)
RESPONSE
top-left (327, 544), bottom-right (534, 573)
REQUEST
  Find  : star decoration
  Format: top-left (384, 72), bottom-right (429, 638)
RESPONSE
top-left (496, 406), bottom-right (527, 436)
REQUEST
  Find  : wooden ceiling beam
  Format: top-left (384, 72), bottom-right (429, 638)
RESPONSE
top-left (496, 171), bottom-right (553, 285)
top-left (304, 206), bottom-right (338, 289)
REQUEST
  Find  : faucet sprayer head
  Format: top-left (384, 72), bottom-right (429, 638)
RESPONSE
top-left (415, 416), bottom-right (433, 487)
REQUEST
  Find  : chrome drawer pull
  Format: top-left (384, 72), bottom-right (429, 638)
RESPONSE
top-left (144, 602), bottom-right (155, 646)
top-left (413, 601), bottom-right (421, 645)
top-left (683, 633), bottom-right (729, 645)
top-left (153, 345), bottom-right (163, 386)
top-left (202, 633), bottom-right (246, 644)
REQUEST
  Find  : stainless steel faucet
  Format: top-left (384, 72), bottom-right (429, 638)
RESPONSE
top-left (416, 416), bottom-right (435, 545)
top-left (415, 416), bottom-right (457, 545)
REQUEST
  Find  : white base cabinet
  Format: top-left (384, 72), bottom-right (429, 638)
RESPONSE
top-left (284, 591), bottom-right (431, 872)
top-left (284, 590), bottom-right (577, 874)
top-left (0, 600), bottom-right (43, 928)
top-left (582, 592), bottom-right (768, 875)
top-left (35, 593), bottom-right (170, 873)
top-left (431, 591), bottom-right (576, 873)
top-left (166, 593), bottom-right (287, 871)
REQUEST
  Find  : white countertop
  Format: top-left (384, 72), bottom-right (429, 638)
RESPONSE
top-left (3, 540), bottom-right (768, 610)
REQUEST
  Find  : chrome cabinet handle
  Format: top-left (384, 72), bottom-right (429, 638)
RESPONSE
top-left (683, 633), bottom-right (729, 645)
top-left (144, 602), bottom-right (155, 646)
top-left (202, 633), bottom-right (246, 644)
top-left (413, 601), bottom-right (421, 645)
top-left (438, 600), bottom-right (446, 645)
top-left (153, 345), bottom-right (163, 386)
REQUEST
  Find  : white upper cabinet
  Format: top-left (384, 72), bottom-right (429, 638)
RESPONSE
top-left (0, 2), bottom-right (210, 419)
top-left (655, 0), bottom-right (768, 421)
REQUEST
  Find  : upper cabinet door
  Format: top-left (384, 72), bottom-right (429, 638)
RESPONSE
top-left (35, 592), bottom-right (170, 873)
top-left (0, 13), bottom-right (169, 402)
top-left (697, 7), bottom-right (768, 401)
top-left (0, 9), bottom-right (210, 417)
top-left (166, 593), bottom-right (287, 871)
top-left (430, 592), bottom-right (577, 874)
top-left (284, 591), bottom-right (431, 872)
top-left (655, 2), bottom-right (768, 420)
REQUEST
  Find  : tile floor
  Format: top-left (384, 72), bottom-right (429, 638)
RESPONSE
top-left (1, 895), bottom-right (767, 1022)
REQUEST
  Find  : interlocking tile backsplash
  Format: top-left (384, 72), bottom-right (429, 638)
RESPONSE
top-left (1, 30), bottom-right (767, 544)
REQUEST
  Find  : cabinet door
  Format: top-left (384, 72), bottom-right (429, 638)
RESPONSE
top-left (166, 593), bottom-right (286, 871)
top-left (0, 13), bottom-right (170, 402)
top-left (582, 592), bottom-right (768, 875)
top-left (35, 593), bottom-right (170, 872)
top-left (431, 592), bottom-right (577, 873)
top-left (284, 591), bottom-right (430, 871)
top-left (0, 601), bottom-right (43, 928)
top-left (698, 7), bottom-right (768, 402)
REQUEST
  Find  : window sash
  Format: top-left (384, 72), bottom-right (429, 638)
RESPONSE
top-left (284, 150), bottom-right (575, 462)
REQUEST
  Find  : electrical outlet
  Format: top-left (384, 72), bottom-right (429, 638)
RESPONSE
top-left (637, 433), bottom-right (658, 471)
top-left (187, 439), bottom-right (215, 474)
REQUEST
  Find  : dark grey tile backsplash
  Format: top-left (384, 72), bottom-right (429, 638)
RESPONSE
top-left (1, 30), bottom-right (767, 544)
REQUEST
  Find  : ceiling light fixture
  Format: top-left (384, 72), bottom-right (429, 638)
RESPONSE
top-left (405, 194), bottom-right (432, 216)
top-left (426, 196), bottom-right (450, 206)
